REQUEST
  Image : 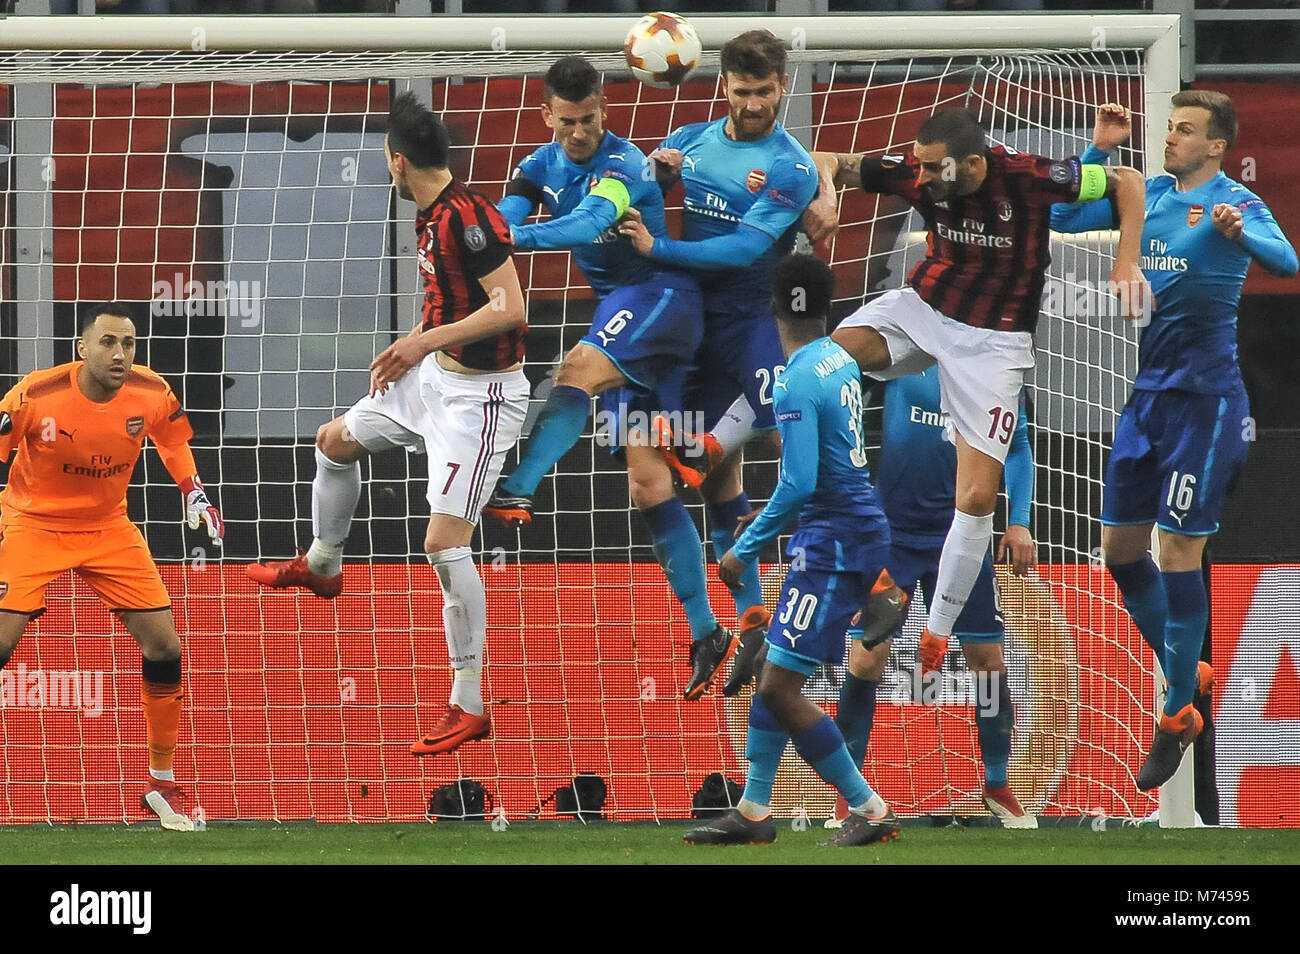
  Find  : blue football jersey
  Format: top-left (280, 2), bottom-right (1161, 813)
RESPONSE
top-left (660, 118), bottom-right (818, 307)
top-left (505, 132), bottom-right (666, 296)
top-left (1052, 149), bottom-right (1298, 395)
top-left (732, 338), bottom-right (887, 564)
top-left (877, 369), bottom-right (1033, 543)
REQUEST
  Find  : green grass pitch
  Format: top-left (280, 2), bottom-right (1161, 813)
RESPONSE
top-left (2, 821), bottom-right (1297, 865)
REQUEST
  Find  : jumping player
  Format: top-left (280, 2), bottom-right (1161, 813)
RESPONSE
top-left (247, 92), bottom-right (530, 758)
top-left (482, 56), bottom-right (732, 699)
top-left (1051, 93), bottom-right (1297, 788)
top-left (620, 29), bottom-right (821, 698)
top-left (808, 109), bottom-right (1146, 692)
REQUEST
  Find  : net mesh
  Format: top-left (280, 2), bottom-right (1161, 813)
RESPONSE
top-left (0, 43), bottom-right (1162, 823)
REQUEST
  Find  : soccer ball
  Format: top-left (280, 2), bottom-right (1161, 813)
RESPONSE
top-left (623, 12), bottom-right (702, 89)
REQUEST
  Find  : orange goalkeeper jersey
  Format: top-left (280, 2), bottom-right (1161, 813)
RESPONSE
top-left (0, 362), bottom-right (196, 530)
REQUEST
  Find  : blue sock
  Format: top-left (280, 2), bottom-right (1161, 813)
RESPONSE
top-left (836, 671), bottom-right (878, 773)
top-left (1108, 557), bottom-right (1168, 671)
top-left (741, 694), bottom-right (788, 808)
top-left (708, 494), bottom-right (761, 615)
top-left (1162, 569), bottom-right (1208, 714)
top-left (790, 714), bottom-right (875, 807)
top-left (641, 498), bottom-right (718, 641)
top-left (977, 669), bottom-right (1013, 788)
top-left (500, 385), bottom-right (590, 497)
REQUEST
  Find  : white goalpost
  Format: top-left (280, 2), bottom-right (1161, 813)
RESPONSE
top-left (0, 13), bottom-right (1188, 825)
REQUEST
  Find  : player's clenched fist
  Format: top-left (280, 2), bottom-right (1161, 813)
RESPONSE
top-left (1212, 202), bottom-right (1244, 241)
top-left (181, 476), bottom-right (224, 546)
top-left (1092, 103), bottom-right (1132, 153)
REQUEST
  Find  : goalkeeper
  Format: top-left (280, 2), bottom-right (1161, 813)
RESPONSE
top-left (0, 303), bottom-right (224, 831)
top-left (1051, 92), bottom-right (1297, 789)
top-left (684, 254), bottom-right (899, 847)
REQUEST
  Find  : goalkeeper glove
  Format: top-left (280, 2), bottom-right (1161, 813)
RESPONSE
top-left (180, 476), bottom-right (224, 546)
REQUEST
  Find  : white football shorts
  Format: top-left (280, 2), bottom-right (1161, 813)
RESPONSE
top-left (838, 287), bottom-right (1034, 463)
top-left (344, 355), bottom-right (528, 521)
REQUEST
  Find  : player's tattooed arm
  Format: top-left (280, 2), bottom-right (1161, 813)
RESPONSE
top-left (809, 151), bottom-right (862, 192)
top-left (803, 151), bottom-right (844, 243)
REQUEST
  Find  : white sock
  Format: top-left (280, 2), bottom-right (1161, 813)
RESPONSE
top-left (927, 509), bottom-right (994, 638)
top-left (849, 792), bottom-right (887, 818)
top-left (149, 768), bottom-right (176, 783)
top-left (309, 447), bottom-right (360, 576)
top-left (711, 395), bottom-right (759, 457)
top-left (429, 547), bottom-right (486, 716)
top-left (736, 797), bottom-right (770, 821)
top-left (451, 667), bottom-right (483, 715)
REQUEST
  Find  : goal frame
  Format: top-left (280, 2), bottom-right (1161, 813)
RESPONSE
top-left (0, 12), bottom-right (1192, 826)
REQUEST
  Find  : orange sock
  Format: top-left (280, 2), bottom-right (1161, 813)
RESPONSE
top-left (142, 679), bottom-right (184, 775)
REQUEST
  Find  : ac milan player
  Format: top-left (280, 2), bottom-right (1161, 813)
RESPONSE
top-left (807, 108), bottom-right (1146, 681)
top-left (247, 92), bottom-right (529, 758)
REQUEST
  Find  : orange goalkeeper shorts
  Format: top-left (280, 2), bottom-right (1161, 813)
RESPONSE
top-left (0, 516), bottom-right (171, 617)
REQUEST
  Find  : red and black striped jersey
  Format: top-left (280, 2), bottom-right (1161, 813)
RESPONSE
top-left (415, 179), bottom-right (525, 370)
top-left (860, 147), bottom-right (1087, 333)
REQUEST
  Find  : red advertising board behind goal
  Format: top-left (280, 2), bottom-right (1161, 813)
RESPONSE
top-left (1, 563), bottom-right (1295, 826)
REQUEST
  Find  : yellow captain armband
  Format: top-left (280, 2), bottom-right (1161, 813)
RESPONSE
top-left (1076, 163), bottom-right (1108, 203)
top-left (590, 176), bottom-right (632, 217)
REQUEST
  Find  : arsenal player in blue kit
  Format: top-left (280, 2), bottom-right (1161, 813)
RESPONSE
top-left (1052, 92), bottom-right (1296, 788)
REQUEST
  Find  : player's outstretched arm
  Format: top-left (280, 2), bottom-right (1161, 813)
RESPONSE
top-left (369, 258), bottom-right (527, 395)
top-left (720, 392), bottom-right (820, 588)
top-left (997, 405), bottom-right (1036, 577)
top-left (1104, 165), bottom-right (1150, 320)
top-left (511, 183), bottom-right (628, 252)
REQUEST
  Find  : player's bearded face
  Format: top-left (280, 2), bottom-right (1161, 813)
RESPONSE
top-left (384, 139), bottom-right (414, 202)
top-left (722, 72), bottom-right (785, 142)
top-left (543, 94), bottom-right (606, 164)
top-left (77, 314), bottom-right (136, 393)
top-left (1164, 106), bottom-right (1223, 178)
top-left (914, 142), bottom-right (979, 201)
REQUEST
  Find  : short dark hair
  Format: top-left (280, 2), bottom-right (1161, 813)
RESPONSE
top-left (917, 108), bottom-right (987, 161)
top-left (545, 56), bottom-right (602, 104)
top-left (81, 301), bottom-right (134, 336)
top-left (720, 30), bottom-right (786, 81)
top-left (387, 90), bottom-right (451, 170)
top-left (1171, 89), bottom-right (1238, 150)
top-left (772, 254), bottom-right (834, 333)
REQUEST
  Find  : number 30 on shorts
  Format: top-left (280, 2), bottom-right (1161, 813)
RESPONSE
top-left (779, 587), bottom-right (818, 631)
top-left (986, 405), bottom-right (1016, 444)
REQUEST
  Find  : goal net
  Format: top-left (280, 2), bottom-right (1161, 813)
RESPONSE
top-left (0, 13), bottom-right (1181, 824)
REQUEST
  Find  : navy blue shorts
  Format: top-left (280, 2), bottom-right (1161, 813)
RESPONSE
top-left (889, 536), bottom-right (1004, 643)
top-left (682, 300), bottom-right (786, 432)
top-left (1101, 387), bottom-right (1249, 536)
top-left (766, 529), bottom-right (892, 676)
top-left (581, 270), bottom-right (703, 395)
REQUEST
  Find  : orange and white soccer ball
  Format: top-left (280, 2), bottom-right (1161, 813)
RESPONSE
top-left (623, 12), bottom-right (702, 89)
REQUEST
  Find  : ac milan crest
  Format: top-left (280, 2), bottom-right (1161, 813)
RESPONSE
top-left (1187, 205), bottom-right (1204, 227)
top-left (746, 169), bottom-right (766, 193)
top-left (126, 416), bottom-right (145, 438)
